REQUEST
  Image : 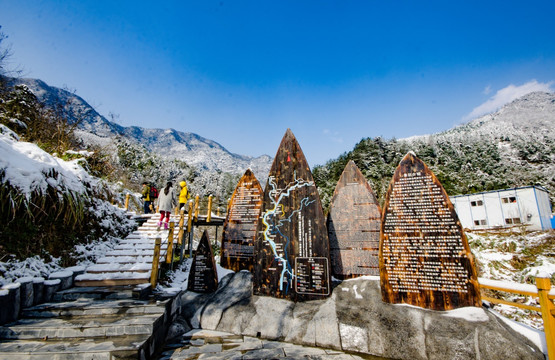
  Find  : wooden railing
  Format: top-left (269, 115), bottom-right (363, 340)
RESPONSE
top-left (149, 195), bottom-right (226, 287)
top-left (479, 276), bottom-right (555, 358)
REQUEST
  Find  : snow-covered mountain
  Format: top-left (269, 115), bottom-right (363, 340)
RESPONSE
top-left (11, 78), bottom-right (272, 180)
top-left (314, 91), bottom-right (555, 209)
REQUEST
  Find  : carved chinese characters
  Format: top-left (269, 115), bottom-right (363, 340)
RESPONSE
top-left (187, 230), bottom-right (218, 293)
top-left (253, 129), bottom-right (331, 302)
top-left (327, 160), bottom-right (381, 278)
top-left (379, 152), bottom-right (481, 310)
top-left (220, 169), bottom-right (263, 272)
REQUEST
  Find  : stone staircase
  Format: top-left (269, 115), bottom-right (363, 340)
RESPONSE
top-left (0, 213), bottom-right (189, 359)
top-left (0, 285), bottom-right (179, 359)
top-left (75, 213), bottom-right (183, 287)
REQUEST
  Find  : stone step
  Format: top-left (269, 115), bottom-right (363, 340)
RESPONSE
top-left (85, 263), bottom-right (153, 273)
top-left (52, 286), bottom-right (136, 301)
top-left (96, 255), bottom-right (164, 264)
top-left (0, 334), bottom-right (147, 359)
top-left (75, 277), bottom-right (151, 287)
top-left (21, 298), bottom-right (165, 318)
top-left (0, 313), bottom-right (162, 339)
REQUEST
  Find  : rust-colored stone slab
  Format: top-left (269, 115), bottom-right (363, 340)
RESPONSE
top-left (327, 160), bottom-right (381, 279)
top-left (220, 169), bottom-right (263, 272)
top-left (187, 230), bottom-right (218, 293)
top-left (253, 129), bottom-right (331, 301)
top-left (379, 152), bottom-right (481, 310)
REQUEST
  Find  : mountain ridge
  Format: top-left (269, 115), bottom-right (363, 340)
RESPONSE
top-left (11, 77), bottom-right (272, 179)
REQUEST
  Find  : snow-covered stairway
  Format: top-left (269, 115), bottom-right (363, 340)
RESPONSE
top-left (75, 213), bottom-right (185, 287)
top-left (0, 285), bottom-right (178, 359)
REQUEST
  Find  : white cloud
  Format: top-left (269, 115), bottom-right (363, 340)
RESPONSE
top-left (465, 80), bottom-right (554, 121)
top-left (322, 129), bottom-right (343, 144)
top-left (483, 85), bottom-right (491, 95)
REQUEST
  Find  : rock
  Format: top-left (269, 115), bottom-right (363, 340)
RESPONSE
top-left (176, 275), bottom-right (544, 360)
top-left (43, 279), bottom-right (61, 302)
top-left (1, 283), bottom-right (21, 323)
top-left (0, 289), bottom-right (9, 325)
top-left (32, 277), bottom-right (45, 305)
top-left (200, 271), bottom-right (253, 330)
top-left (17, 277), bottom-right (34, 309)
top-left (49, 270), bottom-right (73, 290)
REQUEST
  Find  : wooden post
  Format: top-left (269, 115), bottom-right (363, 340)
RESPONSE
top-left (186, 201), bottom-right (194, 257)
top-left (150, 237), bottom-right (161, 288)
top-left (536, 276), bottom-right (555, 359)
top-left (166, 222), bottom-right (175, 265)
top-left (194, 194), bottom-right (200, 221)
top-left (124, 194), bottom-right (130, 211)
top-left (177, 210), bottom-right (185, 247)
top-left (207, 195), bottom-right (213, 222)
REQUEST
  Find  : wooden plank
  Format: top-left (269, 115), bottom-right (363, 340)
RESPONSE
top-left (253, 129), bottom-right (331, 302)
top-left (220, 169), bottom-right (264, 272)
top-left (379, 152), bottom-right (481, 310)
top-left (187, 230), bottom-right (219, 293)
top-left (327, 160), bottom-right (381, 279)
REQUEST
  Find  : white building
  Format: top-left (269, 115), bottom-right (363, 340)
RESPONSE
top-left (450, 186), bottom-right (552, 231)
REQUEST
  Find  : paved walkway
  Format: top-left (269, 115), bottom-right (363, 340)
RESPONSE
top-left (159, 329), bottom-right (384, 360)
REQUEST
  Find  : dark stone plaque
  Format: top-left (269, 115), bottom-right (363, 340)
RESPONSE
top-left (379, 152), bottom-right (481, 310)
top-left (187, 230), bottom-right (218, 293)
top-left (220, 169), bottom-right (263, 272)
top-left (253, 129), bottom-right (331, 302)
top-left (327, 160), bottom-right (381, 279)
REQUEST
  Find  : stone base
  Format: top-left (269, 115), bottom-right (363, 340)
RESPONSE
top-left (175, 273), bottom-right (544, 360)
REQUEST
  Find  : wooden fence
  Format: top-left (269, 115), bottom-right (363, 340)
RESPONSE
top-left (479, 276), bottom-right (555, 358)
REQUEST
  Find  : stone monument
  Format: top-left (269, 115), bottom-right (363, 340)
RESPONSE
top-left (253, 129), bottom-right (331, 301)
top-left (327, 160), bottom-right (381, 278)
top-left (379, 152), bottom-right (481, 310)
top-left (220, 169), bottom-right (263, 272)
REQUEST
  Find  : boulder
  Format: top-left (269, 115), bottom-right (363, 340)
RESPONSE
top-left (176, 273), bottom-right (544, 360)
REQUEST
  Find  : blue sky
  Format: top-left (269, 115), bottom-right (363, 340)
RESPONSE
top-left (1, 1), bottom-right (554, 166)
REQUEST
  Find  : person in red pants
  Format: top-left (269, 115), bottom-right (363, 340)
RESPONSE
top-left (156, 181), bottom-right (177, 230)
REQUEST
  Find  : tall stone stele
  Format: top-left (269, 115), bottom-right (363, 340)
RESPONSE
top-left (327, 160), bottom-right (382, 279)
top-left (379, 152), bottom-right (481, 310)
top-left (253, 129), bottom-right (331, 302)
top-left (220, 168), bottom-right (263, 272)
top-left (187, 230), bottom-right (218, 293)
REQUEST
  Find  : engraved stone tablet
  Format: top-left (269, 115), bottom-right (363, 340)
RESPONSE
top-left (327, 160), bottom-right (381, 279)
top-left (220, 169), bottom-right (263, 272)
top-left (253, 129), bottom-right (331, 302)
top-left (379, 152), bottom-right (481, 310)
top-left (187, 230), bottom-right (218, 293)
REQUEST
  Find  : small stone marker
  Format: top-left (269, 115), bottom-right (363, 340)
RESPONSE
top-left (253, 129), bottom-right (331, 302)
top-left (187, 230), bottom-right (218, 293)
top-left (327, 160), bottom-right (382, 279)
top-left (379, 152), bottom-right (481, 310)
top-left (220, 169), bottom-right (263, 272)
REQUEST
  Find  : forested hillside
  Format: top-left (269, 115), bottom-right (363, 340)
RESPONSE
top-left (314, 92), bottom-right (555, 211)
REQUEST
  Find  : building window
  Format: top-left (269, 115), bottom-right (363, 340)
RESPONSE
top-left (473, 219), bottom-right (487, 226)
top-left (502, 196), bottom-right (517, 204)
top-left (471, 200), bottom-right (484, 207)
top-left (505, 217), bottom-right (521, 225)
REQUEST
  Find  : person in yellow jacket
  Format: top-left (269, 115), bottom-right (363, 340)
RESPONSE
top-left (178, 180), bottom-right (189, 212)
top-left (141, 181), bottom-right (152, 214)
